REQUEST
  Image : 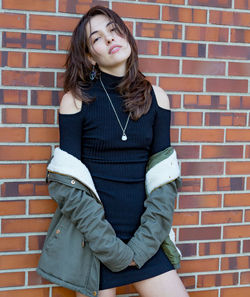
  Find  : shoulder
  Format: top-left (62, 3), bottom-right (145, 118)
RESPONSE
top-left (60, 91), bottom-right (82, 114)
top-left (152, 85), bottom-right (170, 110)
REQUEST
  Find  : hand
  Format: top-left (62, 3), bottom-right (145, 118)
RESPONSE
top-left (129, 260), bottom-right (136, 266)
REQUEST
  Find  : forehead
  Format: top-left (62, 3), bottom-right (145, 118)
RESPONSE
top-left (86, 14), bottom-right (112, 36)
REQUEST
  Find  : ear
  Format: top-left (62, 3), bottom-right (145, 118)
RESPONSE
top-left (87, 54), bottom-right (96, 66)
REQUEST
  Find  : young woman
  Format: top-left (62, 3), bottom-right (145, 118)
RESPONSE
top-left (37, 6), bottom-right (189, 297)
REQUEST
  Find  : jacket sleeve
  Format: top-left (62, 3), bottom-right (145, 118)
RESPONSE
top-left (48, 175), bottom-right (134, 272)
top-left (127, 94), bottom-right (181, 268)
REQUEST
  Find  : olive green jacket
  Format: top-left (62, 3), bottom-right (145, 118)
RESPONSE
top-left (36, 147), bottom-right (181, 297)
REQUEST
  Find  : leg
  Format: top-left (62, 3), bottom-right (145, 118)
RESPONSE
top-left (76, 288), bottom-right (116, 297)
top-left (133, 270), bottom-right (189, 297)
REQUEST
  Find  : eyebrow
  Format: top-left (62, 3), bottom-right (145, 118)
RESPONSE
top-left (89, 21), bottom-right (115, 39)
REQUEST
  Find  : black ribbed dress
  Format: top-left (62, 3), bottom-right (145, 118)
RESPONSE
top-left (59, 71), bottom-right (174, 289)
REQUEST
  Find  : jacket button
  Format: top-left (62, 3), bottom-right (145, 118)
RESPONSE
top-left (71, 180), bottom-right (75, 184)
top-left (93, 291), bottom-right (97, 296)
top-left (56, 229), bottom-right (60, 234)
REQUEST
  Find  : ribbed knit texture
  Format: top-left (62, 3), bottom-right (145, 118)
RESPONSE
top-left (59, 71), bottom-right (173, 289)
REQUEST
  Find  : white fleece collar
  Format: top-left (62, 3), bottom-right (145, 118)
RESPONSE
top-left (47, 148), bottom-right (100, 201)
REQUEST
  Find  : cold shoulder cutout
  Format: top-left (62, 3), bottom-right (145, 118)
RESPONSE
top-left (152, 85), bottom-right (170, 111)
top-left (59, 92), bottom-right (82, 115)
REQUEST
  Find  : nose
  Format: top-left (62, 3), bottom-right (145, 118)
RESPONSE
top-left (105, 33), bottom-right (114, 44)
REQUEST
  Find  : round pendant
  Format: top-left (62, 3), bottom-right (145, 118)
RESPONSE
top-left (122, 134), bottom-right (127, 141)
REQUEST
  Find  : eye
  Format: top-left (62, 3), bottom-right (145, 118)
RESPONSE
top-left (93, 37), bottom-right (100, 44)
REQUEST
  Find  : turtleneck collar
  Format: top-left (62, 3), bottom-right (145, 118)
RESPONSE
top-left (99, 70), bottom-right (124, 90)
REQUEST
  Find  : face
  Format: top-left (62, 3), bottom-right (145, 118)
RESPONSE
top-left (86, 14), bottom-right (131, 76)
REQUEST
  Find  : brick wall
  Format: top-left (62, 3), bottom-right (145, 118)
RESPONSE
top-left (0, 0), bottom-right (249, 296)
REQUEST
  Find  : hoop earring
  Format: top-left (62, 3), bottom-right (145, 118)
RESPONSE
top-left (89, 65), bottom-right (96, 80)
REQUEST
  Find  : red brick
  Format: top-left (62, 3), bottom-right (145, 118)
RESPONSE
top-left (224, 225), bottom-right (250, 239)
top-left (175, 145), bottom-right (200, 159)
top-left (248, 177), bottom-right (250, 190)
top-left (229, 62), bottom-right (250, 76)
top-left (56, 72), bottom-right (64, 88)
top-left (2, 32), bottom-right (56, 50)
top-left (0, 201), bottom-right (26, 216)
top-left (181, 276), bottom-right (195, 289)
top-left (172, 112), bottom-right (202, 126)
top-left (0, 89), bottom-right (27, 105)
top-left (136, 23), bottom-right (182, 39)
top-left (0, 13), bottom-right (26, 29)
top-left (230, 96), bottom-right (250, 109)
top-left (205, 112), bottom-right (246, 126)
top-left (177, 243), bottom-right (197, 257)
top-left (245, 210), bottom-right (250, 222)
top-left (226, 161), bottom-right (250, 175)
top-left (162, 42), bottom-right (206, 58)
top-left (28, 271), bottom-right (51, 285)
top-left (0, 51), bottom-right (26, 68)
top-left (29, 127), bottom-right (59, 143)
top-left (227, 129), bottom-right (250, 142)
top-left (224, 193), bottom-right (250, 207)
top-left (2, 218), bottom-right (51, 233)
top-left (202, 210), bottom-right (242, 225)
top-left (241, 272), bottom-right (250, 284)
top-left (171, 128), bottom-right (179, 143)
top-left (243, 240), bottom-right (250, 252)
top-left (189, 0), bottom-right (232, 8)
top-left (183, 60), bottom-right (225, 75)
top-left (139, 58), bottom-right (179, 74)
top-left (180, 227), bottom-right (221, 241)
top-left (209, 44), bottom-right (250, 60)
top-left (207, 78), bottom-right (248, 93)
top-left (29, 199), bottom-right (57, 214)
top-left (29, 163), bottom-right (47, 179)
top-left (0, 128), bottom-right (25, 142)
top-left (2, 108), bottom-right (55, 124)
top-left (189, 290), bottom-right (219, 297)
top-left (231, 28), bottom-right (250, 43)
top-left (173, 212), bottom-right (199, 226)
top-left (3, 0), bottom-right (56, 11)
top-left (1, 181), bottom-right (49, 197)
top-left (29, 52), bottom-right (66, 69)
top-left (29, 235), bottom-right (46, 251)
top-left (246, 145), bottom-right (250, 158)
top-left (186, 26), bottom-right (228, 42)
top-left (2, 70), bottom-right (54, 87)
top-left (137, 40), bottom-right (159, 55)
top-left (235, 0), bottom-right (250, 9)
top-left (59, 0), bottom-right (108, 14)
top-left (221, 287), bottom-right (250, 297)
top-left (181, 128), bottom-right (224, 142)
top-left (59, 35), bottom-right (71, 51)
top-left (169, 95), bottom-right (181, 108)
top-left (52, 287), bottom-right (76, 297)
top-left (162, 6), bottom-right (206, 23)
top-left (182, 162), bottom-right (224, 176)
top-left (0, 272), bottom-right (25, 288)
top-left (202, 145), bottom-right (243, 159)
top-left (199, 241), bottom-right (240, 256)
top-left (113, 3), bottom-right (159, 20)
top-left (29, 15), bottom-right (79, 32)
top-left (210, 10), bottom-right (250, 27)
top-left (0, 288), bottom-right (49, 297)
top-left (179, 194), bottom-right (221, 209)
top-left (0, 254), bottom-right (40, 269)
top-left (160, 77), bottom-right (203, 92)
top-left (0, 164), bottom-right (26, 179)
top-left (140, 0), bottom-right (185, 3)
top-left (0, 146), bottom-right (51, 161)
top-left (180, 178), bottom-right (201, 193)
top-left (31, 90), bottom-right (61, 106)
top-left (198, 272), bottom-right (238, 288)
top-left (203, 177), bottom-right (244, 192)
top-left (179, 258), bottom-right (219, 273)
top-left (0, 237), bottom-right (25, 252)
top-left (221, 256), bottom-right (250, 270)
top-left (184, 95), bottom-right (227, 110)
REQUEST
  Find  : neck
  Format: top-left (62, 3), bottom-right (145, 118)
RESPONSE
top-left (99, 64), bottom-right (126, 77)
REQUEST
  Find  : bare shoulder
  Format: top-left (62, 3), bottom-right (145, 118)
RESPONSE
top-left (60, 91), bottom-right (82, 114)
top-left (152, 85), bottom-right (170, 110)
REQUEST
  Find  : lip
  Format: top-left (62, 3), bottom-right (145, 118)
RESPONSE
top-left (109, 45), bottom-right (122, 54)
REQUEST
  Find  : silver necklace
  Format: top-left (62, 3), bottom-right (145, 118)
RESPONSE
top-left (100, 76), bottom-right (131, 141)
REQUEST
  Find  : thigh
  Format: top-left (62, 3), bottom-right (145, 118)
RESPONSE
top-left (133, 270), bottom-right (189, 297)
top-left (76, 288), bottom-right (116, 297)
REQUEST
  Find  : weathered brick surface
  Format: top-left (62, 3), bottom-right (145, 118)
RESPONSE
top-left (0, 0), bottom-right (249, 296)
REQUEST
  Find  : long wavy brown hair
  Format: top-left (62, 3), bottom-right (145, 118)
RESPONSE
top-left (64, 6), bottom-right (152, 121)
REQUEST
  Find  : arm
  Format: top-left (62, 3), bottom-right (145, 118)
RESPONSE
top-left (127, 86), bottom-right (181, 268)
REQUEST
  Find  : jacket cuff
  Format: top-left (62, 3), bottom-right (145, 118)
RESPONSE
top-left (127, 238), bottom-right (148, 269)
top-left (111, 246), bottom-right (135, 272)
